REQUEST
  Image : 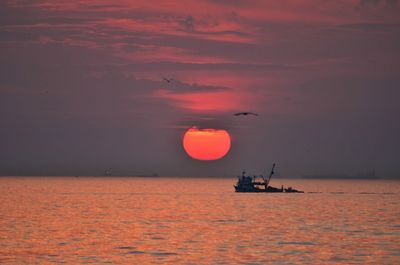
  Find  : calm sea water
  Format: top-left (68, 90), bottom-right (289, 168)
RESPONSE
top-left (0, 177), bottom-right (399, 264)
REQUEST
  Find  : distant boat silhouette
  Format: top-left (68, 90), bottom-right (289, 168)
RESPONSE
top-left (104, 168), bottom-right (112, 176)
top-left (234, 112), bottom-right (258, 116)
top-left (162, 77), bottom-right (174, 83)
top-left (302, 170), bottom-right (378, 179)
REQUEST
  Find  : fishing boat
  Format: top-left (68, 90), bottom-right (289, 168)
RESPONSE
top-left (234, 163), bottom-right (303, 193)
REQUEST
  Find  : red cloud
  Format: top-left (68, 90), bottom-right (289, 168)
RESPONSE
top-left (153, 88), bottom-right (261, 113)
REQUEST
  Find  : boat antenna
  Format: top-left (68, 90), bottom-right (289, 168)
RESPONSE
top-left (265, 163), bottom-right (276, 187)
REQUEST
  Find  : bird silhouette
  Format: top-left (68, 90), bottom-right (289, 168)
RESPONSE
top-left (234, 112), bottom-right (258, 116)
top-left (162, 77), bottom-right (174, 83)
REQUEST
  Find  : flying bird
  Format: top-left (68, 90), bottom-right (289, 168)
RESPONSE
top-left (234, 112), bottom-right (258, 116)
top-left (162, 77), bottom-right (174, 83)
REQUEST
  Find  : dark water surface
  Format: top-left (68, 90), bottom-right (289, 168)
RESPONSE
top-left (0, 177), bottom-right (399, 264)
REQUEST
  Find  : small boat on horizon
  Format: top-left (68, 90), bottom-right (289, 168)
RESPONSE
top-left (234, 163), bottom-right (304, 193)
top-left (104, 168), bottom-right (112, 176)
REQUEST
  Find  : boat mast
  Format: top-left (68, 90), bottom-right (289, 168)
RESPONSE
top-left (265, 163), bottom-right (276, 187)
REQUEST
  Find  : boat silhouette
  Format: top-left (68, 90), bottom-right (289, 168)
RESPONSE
top-left (234, 163), bottom-right (303, 193)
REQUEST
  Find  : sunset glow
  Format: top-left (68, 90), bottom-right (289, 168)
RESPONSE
top-left (183, 127), bottom-right (231, 161)
top-left (1, 1), bottom-right (400, 264)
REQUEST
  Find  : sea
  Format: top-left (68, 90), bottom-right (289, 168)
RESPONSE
top-left (0, 177), bottom-right (399, 264)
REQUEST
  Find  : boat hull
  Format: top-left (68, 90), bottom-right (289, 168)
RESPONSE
top-left (234, 185), bottom-right (303, 193)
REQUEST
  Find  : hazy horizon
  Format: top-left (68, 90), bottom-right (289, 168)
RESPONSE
top-left (1, 172), bottom-right (398, 179)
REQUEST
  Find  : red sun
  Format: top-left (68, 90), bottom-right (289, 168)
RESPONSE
top-left (183, 127), bottom-right (231, 161)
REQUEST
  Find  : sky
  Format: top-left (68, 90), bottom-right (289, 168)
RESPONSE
top-left (1, 0), bottom-right (399, 177)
